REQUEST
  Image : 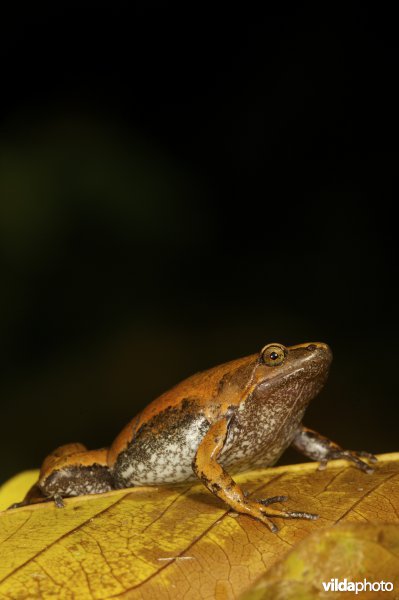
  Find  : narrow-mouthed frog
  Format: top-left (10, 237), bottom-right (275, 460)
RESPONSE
top-left (12, 342), bottom-right (376, 532)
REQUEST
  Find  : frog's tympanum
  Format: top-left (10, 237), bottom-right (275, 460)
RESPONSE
top-left (12, 342), bottom-right (377, 532)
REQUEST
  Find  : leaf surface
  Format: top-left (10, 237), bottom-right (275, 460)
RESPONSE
top-left (241, 523), bottom-right (399, 599)
top-left (0, 453), bottom-right (398, 599)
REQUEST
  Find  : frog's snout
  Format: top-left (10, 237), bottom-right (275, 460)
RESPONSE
top-left (306, 342), bottom-right (331, 353)
top-left (306, 342), bottom-right (333, 368)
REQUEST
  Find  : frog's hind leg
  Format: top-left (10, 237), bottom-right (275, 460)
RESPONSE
top-left (39, 444), bottom-right (115, 506)
top-left (10, 443), bottom-right (114, 509)
top-left (192, 418), bottom-right (318, 533)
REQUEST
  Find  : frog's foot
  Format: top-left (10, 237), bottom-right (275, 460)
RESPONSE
top-left (9, 495), bottom-right (61, 509)
top-left (258, 496), bottom-right (318, 527)
top-left (231, 496), bottom-right (318, 533)
top-left (318, 449), bottom-right (377, 474)
top-left (292, 425), bottom-right (377, 474)
top-left (8, 501), bottom-right (27, 509)
top-left (53, 494), bottom-right (65, 508)
top-left (9, 489), bottom-right (66, 510)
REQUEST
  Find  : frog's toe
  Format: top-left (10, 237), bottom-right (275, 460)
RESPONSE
top-left (8, 501), bottom-right (26, 509)
top-left (256, 513), bottom-right (279, 533)
top-left (256, 500), bottom-right (318, 522)
top-left (327, 449), bottom-right (377, 474)
top-left (53, 494), bottom-right (66, 508)
top-left (258, 495), bottom-right (288, 506)
top-left (356, 450), bottom-right (378, 463)
top-left (241, 501), bottom-right (280, 532)
top-left (341, 450), bottom-right (377, 473)
top-left (258, 496), bottom-right (319, 521)
top-left (281, 510), bottom-right (319, 521)
top-left (256, 497), bottom-right (319, 521)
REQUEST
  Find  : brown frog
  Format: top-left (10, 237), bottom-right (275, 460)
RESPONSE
top-left (13, 342), bottom-right (376, 532)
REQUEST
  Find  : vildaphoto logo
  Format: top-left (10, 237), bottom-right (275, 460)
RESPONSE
top-left (322, 579), bottom-right (393, 594)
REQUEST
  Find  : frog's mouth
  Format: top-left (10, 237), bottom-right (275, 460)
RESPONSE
top-left (290, 366), bottom-right (331, 403)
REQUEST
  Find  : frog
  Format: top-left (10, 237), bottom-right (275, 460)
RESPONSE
top-left (11, 342), bottom-right (376, 532)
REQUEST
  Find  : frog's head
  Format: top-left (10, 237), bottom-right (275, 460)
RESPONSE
top-left (247, 341), bottom-right (333, 411)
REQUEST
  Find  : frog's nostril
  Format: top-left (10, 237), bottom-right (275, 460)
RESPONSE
top-left (306, 342), bottom-right (333, 363)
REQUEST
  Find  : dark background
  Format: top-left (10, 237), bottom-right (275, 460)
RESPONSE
top-left (0, 5), bottom-right (396, 483)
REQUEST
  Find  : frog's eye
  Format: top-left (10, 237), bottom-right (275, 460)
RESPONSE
top-left (261, 344), bottom-right (286, 367)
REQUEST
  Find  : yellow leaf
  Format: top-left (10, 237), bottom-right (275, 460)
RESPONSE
top-left (0, 470), bottom-right (38, 512)
top-left (0, 453), bottom-right (399, 599)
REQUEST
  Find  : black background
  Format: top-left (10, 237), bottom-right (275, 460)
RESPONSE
top-left (0, 5), bottom-right (396, 483)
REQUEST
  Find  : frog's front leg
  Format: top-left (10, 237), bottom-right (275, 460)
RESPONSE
top-left (292, 425), bottom-right (377, 473)
top-left (192, 418), bottom-right (318, 533)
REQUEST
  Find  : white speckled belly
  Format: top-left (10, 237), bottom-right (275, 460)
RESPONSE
top-left (113, 413), bottom-right (211, 486)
